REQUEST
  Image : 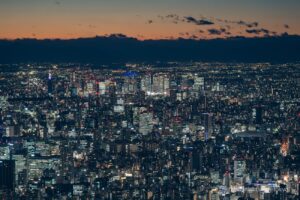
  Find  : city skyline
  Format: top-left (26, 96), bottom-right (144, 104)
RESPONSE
top-left (1, 1), bottom-right (300, 199)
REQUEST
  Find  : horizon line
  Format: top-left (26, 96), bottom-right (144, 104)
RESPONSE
top-left (0, 33), bottom-right (298, 42)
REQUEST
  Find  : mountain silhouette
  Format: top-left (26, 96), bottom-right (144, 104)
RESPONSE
top-left (0, 35), bottom-right (299, 64)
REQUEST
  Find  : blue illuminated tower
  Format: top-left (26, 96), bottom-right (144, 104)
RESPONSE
top-left (48, 71), bottom-right (53, 95)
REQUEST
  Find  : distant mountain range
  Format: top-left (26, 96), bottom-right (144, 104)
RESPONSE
top-left (0, 35), bottom-right (300, 64)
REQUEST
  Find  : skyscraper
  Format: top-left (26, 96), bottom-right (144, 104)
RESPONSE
top-left (0, 160), bottom-right (15, 191)
top-left (234, 160), bottom-right (246, 182)
top-left (202, 113), bottom-right (213, 141)
top-left (48, 71), bottom-right (53, 95)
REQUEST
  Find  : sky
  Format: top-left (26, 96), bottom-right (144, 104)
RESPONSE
top-left (0, 0), bottom-right (299, 40)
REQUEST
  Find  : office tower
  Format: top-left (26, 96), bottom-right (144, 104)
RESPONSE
top-left (234, 160), bottom-right (246, 182)
top-left (202, 113), bottom-right (213, 141)
top-left (72, 71), bottom-right (76, 83)
top-left (223, 171), bottom-right (231, 188)
top-left (134, 107), bottom-right (153, 135)
top-left (48, 71), bottom-right (53, 95)
top-left (0, 96), bottom-right (9, 111)
top-left (122, 72), bottom-right (138, 94)
top-left (193, 76), bottom-right (205, 91)
top-left (0, 146), bottom-right (10, 160)
top-left (252, 106), bottom-right (263, 124)
top-left (141, 74), bottom-right (152, 94)
top-left (152, 74), bottom-right (170, 96)
top-left (86, 82), bottom-right (94, 96)
top-left (0, 160), bottom-right (15, 191)
top-left (12, 155), bottom-right (26, 186)
top-left (209, 189), bottom-right (220, 200)
top-left (192, 148), bottom-right (204, 172)
top-left (139, 111), bottom-right (153, 135)
top-left (70, 86), bottom-right (78, 96)
top-left (98, 82), bottom-right (106, 95)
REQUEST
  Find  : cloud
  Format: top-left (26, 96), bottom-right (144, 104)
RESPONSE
top-left (184, 16), bottom-right (214, 25)
top-left (155, 14), bottom-right (214, 26)
top-left (218, 19), bottom-right (259, 28)
top-left (179, 32), bottom-right (190, 36)
top-left (108, 33), bottom-right (128, 38)
top-left (147, 20), bottom-right (153, 24)
top-left (237, 21), bottom-right (259, 28)
top-left (150, 14), bottom-right (284, 38)
top-left (163, 14), bottom-right (183, 24)
top-left (271, 31), bottom-right (278, 36)
top-left (208, 28), bottom-right (227, 35)
top-left (166, 14), bottom-right (180, 20)
top-left (246, 28), bottom-right (270, 35)
top-left (189, 35), bottom-right (199, 39)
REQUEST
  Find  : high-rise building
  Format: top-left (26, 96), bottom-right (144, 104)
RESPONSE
top-left (152, 74), bottom-right (170, 96)
top-left (0, 146), bottom-right (10, 160)
top-left (0, 160), bottom-right (15, 191)
top-left (98, 82), bottom-right (106, 95)
top-left (202, 113), bottom-right (213, 141)
top-left (12, 155), bottom-right (26, 186)
top-left (122, 75), bottom-right (138, 94)
top-left (255, 106), bottom-right (263, 124)
top-left (193, 76), bottom-right (205, 91)
top-left (48, 71), bottom-right (53, 95)
top-left (192, 148), bottom-right (204, 172)
top-left (141, 74), bottom-right (152, 94)
top-left (134, 107), bottom-right (154, 135)
top-left (234, 160), bottom-right (246, 182)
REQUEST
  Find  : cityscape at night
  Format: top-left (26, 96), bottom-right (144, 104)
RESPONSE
top-left (0, 62), bottom-right (299, 199)
top-left (1, 0), bottom-right (300, 200)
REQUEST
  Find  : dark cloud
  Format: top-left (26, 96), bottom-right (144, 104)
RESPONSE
top-left (147, 20), bottom-right (153, 24)
top-left (218, 19), bottom-right (259, 28)
top-left (208, 28), bottom-right (226, 35)
top-left (184, 16), bottom-right (214, 25)
top-left (284, 24), bottom-right (290, 29)
top-left (165, 14), bottom-right (184, 24)
top-left (189, 35), bottom-right (199, 39)
top-left (246, 28), bottom-right (270, 35)
top-left (155, 14), bottom-right (214, 26)
top-left (108, 33), bottom-right (128, 38)
top-left (166, 14), bottom-right (180, 20)
top-left (55, 1), bottom-right (61, 5)
top-left (237, 21), bottom-right (259, 28)
top-left (155, 14), bottom-right (261, 30)
top-left (179, 32), bottom-right (190, 37)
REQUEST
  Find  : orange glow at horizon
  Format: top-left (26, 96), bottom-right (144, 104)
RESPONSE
top-left (1, 0), bottom-right (299, 40)
top-left (0, 24), bottom-right (293, 41)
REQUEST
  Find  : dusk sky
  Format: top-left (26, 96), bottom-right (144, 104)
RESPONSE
top-left (1, 0), bottom-right (300, 40)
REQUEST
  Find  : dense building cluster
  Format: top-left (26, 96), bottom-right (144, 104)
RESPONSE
top-left (0, 62), bottom-right (300, 200)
